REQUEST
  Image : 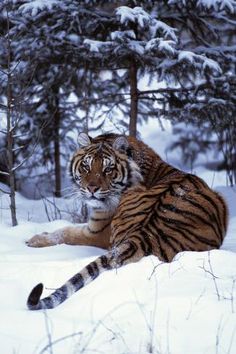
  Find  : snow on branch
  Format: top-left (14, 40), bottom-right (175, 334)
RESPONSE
top-left (83, 5), bottom-right (221, 78)
top-left (197, 0), bottom-right (236, 13)
top-left (145, 38), bottom-right (176, 56)
top-left (202, 57), bottom-right (222, 73)
top-left (116, 6), bottom-right (177, 42)
top-left (178, 51), bottom-right (222, 74)
top-left (19, 0), bottom-right (60, 16)
top-left (150, 20), bottom-right (178, 42)
top-left (83, 39), bottom-right (113, 53)
top-left (110, 30), bottom-right (136, 42)
top-left (116, 6), bottom-right (151, 28)
top-left (169, 0), bottom-right (236, 12)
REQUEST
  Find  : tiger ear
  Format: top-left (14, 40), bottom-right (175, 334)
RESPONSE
top-left (77, 133), bottom-right (91, 147)
top-left (113, 136), bottom-right (129, 153)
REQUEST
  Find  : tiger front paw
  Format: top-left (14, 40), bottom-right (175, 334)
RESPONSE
top-left (26, 231), bottom-right (64, 248)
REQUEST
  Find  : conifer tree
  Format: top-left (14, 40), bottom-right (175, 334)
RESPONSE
top-left (2, 0), bottom-right (236, 196)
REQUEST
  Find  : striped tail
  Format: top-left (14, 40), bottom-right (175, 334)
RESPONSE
top-left (27, 241), bottom-right (143, 310)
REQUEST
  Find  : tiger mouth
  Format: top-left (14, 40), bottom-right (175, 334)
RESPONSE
top-left (89, 196), bottom-right (106, 202)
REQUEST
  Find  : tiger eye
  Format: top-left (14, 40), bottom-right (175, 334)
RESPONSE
top-left (81, 161), bottom-right (90, 172)
top-left (104, 166), bottom-right (113, 174)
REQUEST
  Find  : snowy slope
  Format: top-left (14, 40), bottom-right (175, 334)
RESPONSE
top-left (0, 122), bottom-right (236, 354)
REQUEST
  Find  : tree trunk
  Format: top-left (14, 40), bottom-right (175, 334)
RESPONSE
top-left (6, 57), bottom-right (17, 226)
top-left (6, 111), bottom-right (17, 226)
top-left (129, 60), bottom-right (138, 137)
top-left (53, 91), bottom-right (61, 198)
top-left (5, 8), bottom-right (17, 226)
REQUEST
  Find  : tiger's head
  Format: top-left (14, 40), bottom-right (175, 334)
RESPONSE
top-left (70, 133), bottom-right (143, 211)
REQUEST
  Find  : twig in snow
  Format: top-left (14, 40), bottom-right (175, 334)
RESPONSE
top-left (38, 330), bottom-right (83, 354)
top-left (42, 310), bottom-right (53, 354)
top-left (227, 324), bottom-right (236, 354)
top-left (215, 315), bottom-right (224, 354)
top-left (230, 278), bottom-right (236, 313)
top-left (199, 251), bottom-right (221, 300)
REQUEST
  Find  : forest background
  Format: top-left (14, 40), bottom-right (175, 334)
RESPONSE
top-left (0, 0), bottom-right (236, 226)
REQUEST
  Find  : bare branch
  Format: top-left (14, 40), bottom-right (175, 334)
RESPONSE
top-left (0, 186), bottom-right (10, 194)
top-left (0, 170), bottom-right (9, 176)
top-left (199, 252), bottom-right (221, 301)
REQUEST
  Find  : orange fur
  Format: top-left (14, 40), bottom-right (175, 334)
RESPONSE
top-left (26, 134), bottom-right (228, 310)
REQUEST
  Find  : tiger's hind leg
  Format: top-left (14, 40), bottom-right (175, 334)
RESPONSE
top-left (27, 240), bottom-right (145, 310)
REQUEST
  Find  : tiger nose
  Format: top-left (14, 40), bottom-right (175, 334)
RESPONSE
top-left (87, 184), bottom-right (99, 194)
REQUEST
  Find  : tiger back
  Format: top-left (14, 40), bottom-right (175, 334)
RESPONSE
top-left (26, 133), bottom-right (228, 310)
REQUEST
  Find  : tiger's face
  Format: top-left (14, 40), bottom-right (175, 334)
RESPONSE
top-left (70, 134), bottom-right (142, 211)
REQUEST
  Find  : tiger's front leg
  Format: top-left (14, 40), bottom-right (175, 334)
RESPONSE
top-left (26, 226), bottom-right (86, 248)
top-left (26, 211), bottom-right (113, 249)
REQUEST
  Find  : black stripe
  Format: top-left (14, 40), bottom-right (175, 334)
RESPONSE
top-left (90, 217), bottom-right (110, 222)
top-left (111, 180), bottom-right (126, 188)
top-left (156, 213), bottom-right (199, 230)
top-left (159, 202), bottom-right (221, 240)
top-left (197, 235), bottom-right (219, 248)
top-left (154, 214), bottom-right (201, 244)
top-left (70, 273), bottom-right (85, 291)
top-left (182, 194), bottom-right (223, 240)
top-left (159, 166), bottom-right (178, 181)
top-left (157, 226), bottom-right (180, 254)
top-left (120, 163), bottom-right (126, 178)
top-left (144, 217), bottom-right (170, 261)
top-left (100, 255), bottom-right (112, 270)
top-left (215, 192), bottom-right (228, 232)
top-left (154, 224), bottom-right (188, 252)
top-left (196, 192), bottom-right (224, 241)
top-left (88, 222), bottom-right (110, 234)
top-left (161, 221), bottom-right (198, 248)
top-left (114, 210), bottom-right (149, 223)
top-left (129, 234), bottom-right (150, 256)
top-left (118, 242), bottom-right (137, 265)
top-left (170, 186), bottom-right (222, 233)
top-left (117, 194), bottom-right (156, 212)
top-left (42, 285), bottom-right (68, 309)
top-left (142, 230), bottom-right (153, 255)
top-left (154, 232), bottom-right (169, 262)
top-left (158, 215), bottom-right (219, 248)
top-left (86, 262), bottom-right (99, 280)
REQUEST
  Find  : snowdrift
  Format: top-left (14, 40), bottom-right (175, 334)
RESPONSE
top-left (0, 182), bottom-right (236, 353)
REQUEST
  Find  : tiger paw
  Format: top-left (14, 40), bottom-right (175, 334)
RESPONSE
top-left (26, 231), bottom-right (64, 248)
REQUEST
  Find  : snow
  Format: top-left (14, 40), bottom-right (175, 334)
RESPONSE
top-left (146, 38), bottom-right (176, 55)
top-left (169, 0), bottom-right (236, 12)
top-left (178, 51), bottom-right (222, 74)
top-left (110, 30), bottom-right (136, 41)
top-left (116, 6), bottom-right (151, 28)
top-left (150, 21), bottom-right (178, 42)
top-left (19, 0), bottom-right (60, 16)
top-left (202, 57), bottom-right (223, 74)
top-left (0, 124), bottom-right (236, 354)
top-left (84, 39), bottom-right (112, 53)
top-left (197, 0), bottom-right (236, 12)
top-left (116, 6), bottom-right (177, 42)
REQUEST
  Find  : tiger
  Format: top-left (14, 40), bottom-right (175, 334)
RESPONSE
top-left (26, 132), bottom-right (228, 310)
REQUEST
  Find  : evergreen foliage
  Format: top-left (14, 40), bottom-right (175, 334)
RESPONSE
top-left (0, 0), bottom-right (235, 200)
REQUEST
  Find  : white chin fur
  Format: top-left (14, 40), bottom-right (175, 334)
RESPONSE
top-left (86, 198), bottom-right (106, 208)
top-left (86, 195), bottom-right (120, 212)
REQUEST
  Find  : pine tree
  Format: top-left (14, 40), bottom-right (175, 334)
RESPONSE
top-left (131, 0), bottom-right (236, 184)
top-left (9, 0), bottom-right (93, 196)
top-left (83, 4), bottom-right (221, 136)
top-left (4, 0), bottom-right (236, 197)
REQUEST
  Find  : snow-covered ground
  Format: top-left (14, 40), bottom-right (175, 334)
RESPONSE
top-left (0, 122), bottom-right (236, 354)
